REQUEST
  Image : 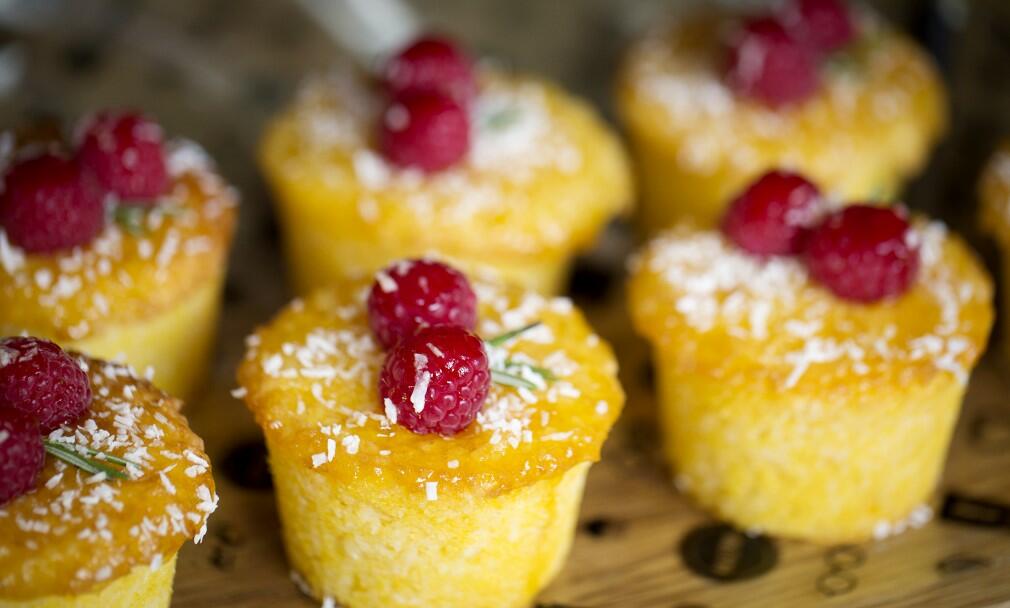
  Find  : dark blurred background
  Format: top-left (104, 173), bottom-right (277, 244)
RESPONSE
top-left (2, 0), bottom-right (1008, 221)
top-left (1, 0), bottom-right (1009, 326)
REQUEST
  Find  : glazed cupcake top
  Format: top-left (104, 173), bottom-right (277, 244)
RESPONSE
top-left (980, 141), bottom-right (1010, 244)
top-left (617, 5), bottom-right (944, 175)
top-left (260, 37), bottom-right (631, 257)
top-left (0, 113), bottom-right (238, 341)
top-left (0, 348), bottom-right (217, 600)
top-left (238, 264), bottom-right (623, 498)
top-left (629, 172), bottom-right (992, 394)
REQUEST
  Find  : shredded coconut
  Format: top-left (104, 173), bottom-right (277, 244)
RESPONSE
top-left (632, 221), bottom-right (986, 387)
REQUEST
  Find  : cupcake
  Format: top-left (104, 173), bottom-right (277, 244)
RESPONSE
top-left (0, 337), bottom-right (217, 607)
top-left (0, 112), bottom-right (239, 397)
top-left (259, 34), bottom-right (632, 295)
top-left (628, 170), bottom-right (992, 542)
top-left (616, 0), bottom-right (947, 230)
top-left (980, 141), bottom-right (1010, 355)
top-left (238, 259), bottom-right (623, 607)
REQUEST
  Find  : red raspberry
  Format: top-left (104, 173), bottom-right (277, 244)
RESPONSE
top-left (0, 337), bottom-right (92, 433)
top-left (721, 170), bottom-right (823, 255)
top-left (367, 259), bottom-right (478, 349)
top-left (781, 0), bottom-right (857, 54)
top-left (383, 35), bottom-right (476, 104)
top-left (379, 90), bottom-right (470, 172)
top-left (0, 409), bottom-right (45, 506)
top-left (804, 205), bottom-right (919, 302)
top-left (379, 325), bottom-right (490, 436)
top-left (0, 154), bottom-right (105, 253)
top-left (726, 17), bottom-right (820, 107)
top-left (77, 111), bottom-right (169, 202)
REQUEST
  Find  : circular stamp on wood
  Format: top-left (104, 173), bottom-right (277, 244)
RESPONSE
top-left (679, 524), bottom-right (778, 582)
top-left (937, 553), bottom-right (992, 575)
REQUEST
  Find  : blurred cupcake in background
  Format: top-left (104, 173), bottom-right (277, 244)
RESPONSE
top-left (0, 111), bottom-right (238, 397)
top-left (259, 33), bottom-right (633, 295)
top-left (980, 140), bottom-right (1010, 357)
top-left (616, 0), bottom-right (947, 231)
top-left (629, 170), bottom-right (992, 542)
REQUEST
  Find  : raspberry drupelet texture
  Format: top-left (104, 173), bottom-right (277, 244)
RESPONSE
top-left (379, 325), bottom-right (491, 436)
top-left (805, 205), bottom-right (920, 302)
top-left (77, 111), bottom-right (169, 201)
top-left (0, 337), bottom-right (92, 433)
top-left (782, 0), bottom-right (857, 54)
top-left (726, 16), bottom-right (820, 107)
top-left (0, 153), bottom-right (105, 253)
top-left (379, 89), bottom-right (470, 172)
top-left (367, 259), bottom-right (478, 349)
top-left (383, 35), bottom-right (477, 104)
top-left (0, 409), bottom-right (44, 506)
top-left (721, 170), bottom-right (823, 255)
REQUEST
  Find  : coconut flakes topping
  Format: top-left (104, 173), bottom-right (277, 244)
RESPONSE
top-left (623, 12), bottom-right (933, 175)
top-left (410, 353), bottom-right (430, 413)
top-left (0, 357), bottom-right (217, 593)
top-left (243, 282), bottom-right (618, 498)
top-left (284, 69), bottom-right (585, 253)
top-left (632, 221), bottom-right (987, 387)
top-left (0, 136), bottom-right (236, 341)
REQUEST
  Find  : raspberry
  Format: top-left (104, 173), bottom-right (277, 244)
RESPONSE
top-left (383, 35), bottom-right (476, 104)
top-left (781, 0), bottom-right (857, 54)
top-left (379, 325), bottom-right (490, 436)
top-left (367, 259), bottom-right (478, 349)
top-left (0, 153), bottom-right (105, 253)
top-left (0, 337), bottom-right (92, 433)
top-left (726, 16), bottom-right (820, 107)
top-left (721, 170), bottom-right (823, 255)
top-left (0, 409), bottom-right (44, 506)
top-left (379, 90), bottom-right (470, 172)
top-left (77, 111), bottom-right (169, 202)
top-left (804, 205), bottom-right (919, 302)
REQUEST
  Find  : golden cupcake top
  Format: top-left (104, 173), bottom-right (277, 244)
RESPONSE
top-left (259, 36), bottom-right (632, 257)
top-left (0, 113), bottom-right (238, 342)
top-left (616, 6), bottom-right (945, 177)
top-left (0, 350), bottom-right (217, 601)
top-left (980, 141), bottom-right (1010, 243)
top-left (238, 266), bottom-right (623, 498)
top-left (629, 168), bottom-right (991, 394)
top-left (630, 219), bottom-right (992, 394)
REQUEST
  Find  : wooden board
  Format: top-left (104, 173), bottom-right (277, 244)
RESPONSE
top-left (4, 1), bottom-right (1010, 606)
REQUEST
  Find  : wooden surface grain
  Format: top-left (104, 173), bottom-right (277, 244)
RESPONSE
top-left (2, 1), bottom-right (1010, 606)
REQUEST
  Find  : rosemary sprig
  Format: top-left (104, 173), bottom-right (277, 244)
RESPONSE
top-left (486, 322), bottom-right (541, 347)
top-left (72, 444), bottom-right (142, 468)
top-left (483, 106), bottom-right (521, 131)
top-left (112, 203), bottom-right (183, 236)
top-left (503, 359), bottom-right (556, 382)
top-left (490, 369), bottom-right (539, 390)
top-left (43, 440), bottom-right (132, 480)
top-left (485, 322), bottom-right (556, 390)
top-left (113, 205), bottom-right (147, 235)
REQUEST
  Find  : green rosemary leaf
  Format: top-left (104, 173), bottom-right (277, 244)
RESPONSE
top-left (504, 360), bottom-right (557, 382)
top-left (483, 106), bottom-right (521, 130)
top-left (491, 369), bottom-right (539, 390)
top-left (73, 444), bottom-right (142, 468)
top-left (113, 205), bottom-right (147, 235)
top-left (43, 441), bottom-right (129, 480)
top-left (486, 322), bottom-right (542, 347)
top-left (113, 203), bottom-right (183, 236)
